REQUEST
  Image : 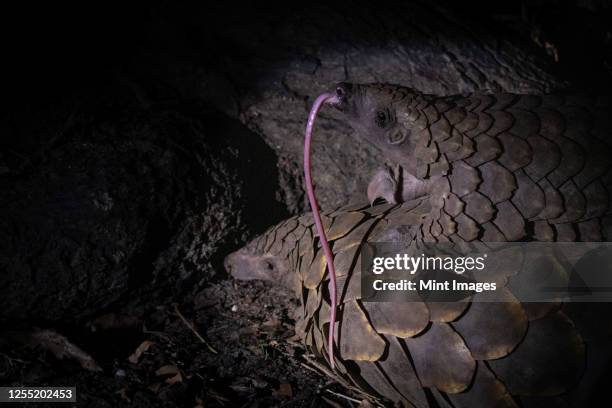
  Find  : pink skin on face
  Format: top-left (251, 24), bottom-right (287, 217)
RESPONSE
top-left (304, 92), bottom-right (340, 369)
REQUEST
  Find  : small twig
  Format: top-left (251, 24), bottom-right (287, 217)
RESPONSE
top-left (0, 351), bottom-right (28, 366)
top-left (173, 304), bottom-right (218, 354)
top-left (324, 389), bottom-right (361, 404)
top-left (208, 389), bottom-right (229, 406)
top-left (301, 361), bottom-right (357, 396)
top-left (321, 395), bottom-right (344, 408)
top-left (300, 361), bottom-right (323, 375)
top-left (205, 324), bottom-right (229, 334)
top-left (0, 146), bottom-right (27, 160)
top-left (142, 327), bottom-right (173, 343)
top-left (302, 357), bottom-right (337, 380)
top-left (302, 356), bottom-right (381, 405)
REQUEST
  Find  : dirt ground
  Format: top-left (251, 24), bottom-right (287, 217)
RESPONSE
top-left (0, 278), bottom-right (363, 407)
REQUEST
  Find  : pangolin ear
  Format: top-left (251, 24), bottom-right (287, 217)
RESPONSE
top-left (387, 128), bottom-right (409, 145)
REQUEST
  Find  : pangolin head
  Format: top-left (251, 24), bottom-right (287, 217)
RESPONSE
top-left (224, 237), bottom-right (293, 287)
top-left (334, 82), bottom-right (421, 172)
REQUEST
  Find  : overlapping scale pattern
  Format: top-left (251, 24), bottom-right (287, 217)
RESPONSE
top-left (238, 194), bottom-right (608, 406)
top-left (230, 89), bottom-right (612, 406)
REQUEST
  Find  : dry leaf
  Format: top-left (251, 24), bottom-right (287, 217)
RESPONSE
top-left (156, 364), bottom-right (180, 376)
top-left (262, 317), bottom-right (280, 329)
top-left (92, 313), bottom-right (141, 331)
top-left (148, 383), bottom-right (162, 394)
top-left (31, 329), bottom-right (102, 372)
top-left (115, 387), bottom-right (130, 402)
top-left (128, 340), bottom-right (154, 364)
top-left (273, 383), bottom-right (293, 398)
top-left (165, 371), bottom-right (183, 385)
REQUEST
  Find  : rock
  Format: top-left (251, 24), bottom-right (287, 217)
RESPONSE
top-left (0, 110), bottom-right (286, 322)
top-left (164, 2), bottom-right (566, 211)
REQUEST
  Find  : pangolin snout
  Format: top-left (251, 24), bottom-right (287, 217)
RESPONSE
top-left (223, 251), bottom-right (235, 276)
top-left (224, 249), bottom-right (254, 281)
top-left (333, 82), bottom-right (353, 110)
top-left (224, 248), bottom-right (289, 284)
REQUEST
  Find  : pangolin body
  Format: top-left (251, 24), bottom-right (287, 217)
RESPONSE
top-left (335, 84), bottom-right (612, 242)
top-left (225, 85), bottom-right (612, 407)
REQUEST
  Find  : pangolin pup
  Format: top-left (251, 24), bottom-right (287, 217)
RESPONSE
top-left (225, 84), bottom-right (612, 407)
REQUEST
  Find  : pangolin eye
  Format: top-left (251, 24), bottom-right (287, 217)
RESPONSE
top-left (375, 110), bottom-right (388, 128)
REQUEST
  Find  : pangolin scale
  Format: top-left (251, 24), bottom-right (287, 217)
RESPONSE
top-left (225, 85), bottom-right (612, 407)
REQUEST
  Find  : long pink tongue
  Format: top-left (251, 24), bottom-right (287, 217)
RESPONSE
top-left (304, 92), bottom-right (340, 369)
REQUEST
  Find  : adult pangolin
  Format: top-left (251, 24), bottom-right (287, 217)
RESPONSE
top-left (225, 84), bottom-right (612, 407)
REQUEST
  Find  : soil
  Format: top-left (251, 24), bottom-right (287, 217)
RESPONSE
top-left (0, 280), bottom-right (354, 407)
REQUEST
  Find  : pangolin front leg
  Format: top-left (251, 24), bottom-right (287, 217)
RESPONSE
top-left (368, 166), bottom-right (400, 205)
top-left (368, 165), bottom-right (436, 205)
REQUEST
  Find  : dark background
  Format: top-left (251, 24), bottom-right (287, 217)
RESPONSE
top-left (0, 1), bottom-right (611, 407)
